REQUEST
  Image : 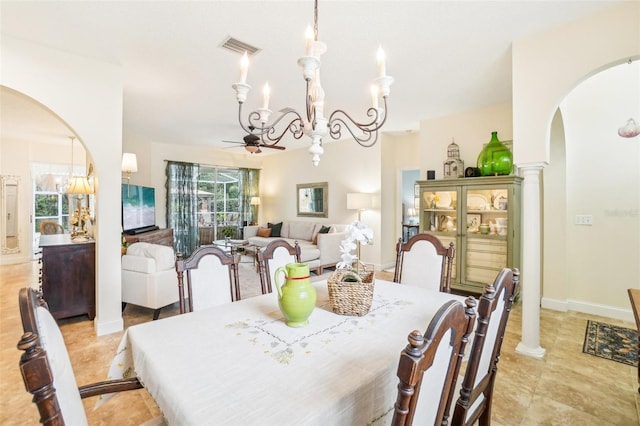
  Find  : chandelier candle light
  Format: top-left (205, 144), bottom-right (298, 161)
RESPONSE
top-left (232, 0), bottom-right (393, 166)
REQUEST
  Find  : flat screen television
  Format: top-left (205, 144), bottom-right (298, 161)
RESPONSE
top-left (122, 184), bottom-right (158, 234)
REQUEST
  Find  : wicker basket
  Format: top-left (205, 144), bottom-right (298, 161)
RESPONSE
top-left (327, 268), bottom-right (375, 316)
top-left (354, 262), bottom-right (374, 284)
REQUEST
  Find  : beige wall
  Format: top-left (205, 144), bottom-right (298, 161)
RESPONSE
top-left (1, 35), bottom-right (125, 335)
top-left (513, 1), bottom-right (639, 165)
top-left (122, 128), bottom-right (263, 229)
top-left (542, 62), bottom-right (639, 316)
top-left (381, 132), bottom-right (420, 269)
top-left (513, 1), bottom-right (639, 321)
top-left (420, 103), bottom-right (513, 178)
top-left (260, 138), bottom-right (383, 267)
top-left (541, 110), bottom-right (568, 303)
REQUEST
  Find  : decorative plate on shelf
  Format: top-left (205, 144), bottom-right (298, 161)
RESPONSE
top-left (434, 192), bottom-right (452, 208)
top-left (492, 190), bottom-right (508, 210)
top-left (467, 194), bottom-right (487, 211)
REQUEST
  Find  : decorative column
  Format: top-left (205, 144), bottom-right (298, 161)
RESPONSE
top-left (515, 164), bottom-right (546, 358)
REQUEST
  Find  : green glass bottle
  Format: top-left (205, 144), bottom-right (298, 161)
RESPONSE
top-left (477, 131), bottom-right (513, 176)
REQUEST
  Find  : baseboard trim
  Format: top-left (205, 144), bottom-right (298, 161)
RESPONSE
top-left (542, 296), bottom-right (634, 323)
top-left (95, 317), bottom-right (124, 336)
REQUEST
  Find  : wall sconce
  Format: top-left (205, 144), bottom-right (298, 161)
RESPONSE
top-left (250, 196), bottom-right (261, 225)
top-left (121, 153), bottom-right (138, 196)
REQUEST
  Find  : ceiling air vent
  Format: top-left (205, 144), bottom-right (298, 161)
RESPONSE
top-left (220, 37), bottom-right (260, 56)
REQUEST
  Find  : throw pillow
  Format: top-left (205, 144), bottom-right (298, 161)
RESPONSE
top-left (268, 222), bottom-right (283, 237)
top-left (257, 227), bottom-right (272, 238)
top-left (312, 232), bottom-right (319, 245)
top-left (319, 225), bottom-right (331, 234)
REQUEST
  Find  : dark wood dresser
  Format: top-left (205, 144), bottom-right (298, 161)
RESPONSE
top-left (39, 234), bottom-right (95, 320)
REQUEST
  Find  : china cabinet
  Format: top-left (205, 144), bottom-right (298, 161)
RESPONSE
top-left (417, 175), bottom-right (522, 294)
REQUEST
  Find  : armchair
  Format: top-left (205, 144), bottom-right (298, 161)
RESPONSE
top-left (121, 242), bottom-right (179, 320)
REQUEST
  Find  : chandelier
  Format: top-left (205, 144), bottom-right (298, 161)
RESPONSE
top-left (232, 0), bottom-right (394, 166)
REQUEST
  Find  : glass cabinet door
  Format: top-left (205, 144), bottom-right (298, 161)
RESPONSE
top-left (421, 188), bottom-right (458, 281)
top-left (418, 176), bottom-right (521, 294)
top-left (463, 187), bottom-right (509, 286)
top-left (422, 189), bottom-right (457, 233)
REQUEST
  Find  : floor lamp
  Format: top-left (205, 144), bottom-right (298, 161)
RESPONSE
top-left (250, 196), bottom-right (261, 225)
top-left (346, 193), bottom-right (373, 260)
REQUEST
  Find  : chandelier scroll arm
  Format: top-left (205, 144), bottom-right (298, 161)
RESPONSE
top-left (259, 113), bottom-right (306, 147)
top-left (328, 116), bottom-right (379, 147)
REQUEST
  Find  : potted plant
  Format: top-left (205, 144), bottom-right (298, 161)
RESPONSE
top-left (220, 225), bottom-right (236, 242)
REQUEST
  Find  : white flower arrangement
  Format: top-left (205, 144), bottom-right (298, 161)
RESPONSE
top-left (69, 207), bottom-right (90, 231)
top-left (336, 220), bottom-right (373, 269)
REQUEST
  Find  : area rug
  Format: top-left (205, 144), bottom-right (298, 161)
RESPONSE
top-left (582, 320), bottom-right (638, 367)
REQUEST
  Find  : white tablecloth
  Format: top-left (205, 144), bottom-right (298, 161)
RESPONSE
top-left (104, 279), bottom-right (467, 425)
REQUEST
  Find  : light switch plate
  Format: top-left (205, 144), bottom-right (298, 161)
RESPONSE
top-left (575, 214), bottom-right (593, 225)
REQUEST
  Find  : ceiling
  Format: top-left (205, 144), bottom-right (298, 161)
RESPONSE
top-left (0, 0), bottom-right (623, 154)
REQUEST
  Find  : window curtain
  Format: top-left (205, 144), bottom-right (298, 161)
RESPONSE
top-left (239, 168), bottom-right (260, 236)
top-left (166, 161), bottom-right (199, 257)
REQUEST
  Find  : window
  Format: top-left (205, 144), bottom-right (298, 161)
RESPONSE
top-left (198, 168), bottom-right (241, 228)
top-left (32, 164), bottom-right (87, 233)
top-left (167, 162), bottom-right (259, 256)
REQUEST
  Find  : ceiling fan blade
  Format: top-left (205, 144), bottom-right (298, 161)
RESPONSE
top-left (221, 140), bottom-right (243, 145)
top-left (261, 144), bottom-right (286, 150)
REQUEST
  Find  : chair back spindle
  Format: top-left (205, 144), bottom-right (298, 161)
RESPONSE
top-left (392, 296), bottom-right (477, 426)
top-left (452, 268), bottom-right (520, 426)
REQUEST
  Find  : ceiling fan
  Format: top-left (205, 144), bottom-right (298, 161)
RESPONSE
top-left (221, 133), bottom-right (286, 154)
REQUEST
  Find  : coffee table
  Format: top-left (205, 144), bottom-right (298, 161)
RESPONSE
top-left (213, 239), bottom-right (257, 265)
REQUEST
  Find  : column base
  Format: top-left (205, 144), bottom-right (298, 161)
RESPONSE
top-left (515, 341), bottom-right (546, 359)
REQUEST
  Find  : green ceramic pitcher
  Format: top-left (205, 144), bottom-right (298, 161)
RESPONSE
top-left (274, 263), bottom-right (317, 327)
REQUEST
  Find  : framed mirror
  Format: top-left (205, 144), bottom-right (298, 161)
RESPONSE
top-left (1, 175), bottom-right (20, 254)
top-left (297, 182), bottom-right (328, 218)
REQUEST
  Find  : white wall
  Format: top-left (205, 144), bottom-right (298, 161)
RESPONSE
top-left (1, 36), bottom-right (125, 335)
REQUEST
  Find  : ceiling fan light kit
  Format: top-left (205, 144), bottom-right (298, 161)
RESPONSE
top-left (232, 0), bottom-right (393, 166)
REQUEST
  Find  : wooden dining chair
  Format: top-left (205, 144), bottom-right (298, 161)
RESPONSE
top-left (256, 239), bottom-right (302, 294)
top-left (39, 221), bottom-right (64, 235)
top-left (175, 245), bottom-right (241, 313)
top-left (451, 268), bottom-right (520, 426)
top-left (393, 233), bottom-right (455, 292)
top-left (392, 296), bottom-right (477, 426)
top-left (17, 287), bottom-right (146, 425)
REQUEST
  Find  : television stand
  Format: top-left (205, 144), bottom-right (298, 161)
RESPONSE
top-left (123, 228), bottom-right (174, 248)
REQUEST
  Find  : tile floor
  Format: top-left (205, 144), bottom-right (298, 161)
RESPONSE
top-left (1, 261), bottom-right (638, 425)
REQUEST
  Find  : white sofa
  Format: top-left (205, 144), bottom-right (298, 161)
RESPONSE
top-left (244, 221), bottom-right (347, 274)
top-left (121, 242), bottom-right (179, 319)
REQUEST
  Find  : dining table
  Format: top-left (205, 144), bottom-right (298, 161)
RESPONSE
top-left (103, 278), bottom-right (469, 425)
